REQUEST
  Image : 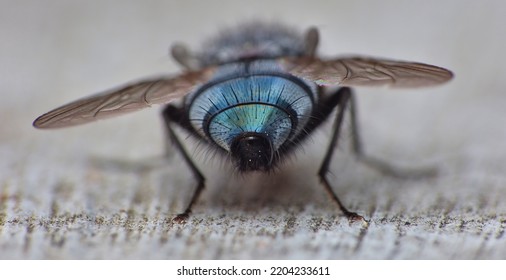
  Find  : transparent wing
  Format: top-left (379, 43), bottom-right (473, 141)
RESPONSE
top-left (280, 56), bottom-right (453, 88)
top-left (33, 68), bottom-right (215, 129)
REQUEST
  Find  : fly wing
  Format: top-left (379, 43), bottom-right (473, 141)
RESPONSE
top-left (33, 68), bottom-right (215, 129)
top-left (280, 56), bottom-right (453, 88)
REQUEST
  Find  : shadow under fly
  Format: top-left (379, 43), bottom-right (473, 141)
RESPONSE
top-left (33, 22), bottom-right (453, 225)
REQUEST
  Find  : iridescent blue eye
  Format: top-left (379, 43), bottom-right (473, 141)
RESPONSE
top-left (33, 22), bottom-right (453, 224)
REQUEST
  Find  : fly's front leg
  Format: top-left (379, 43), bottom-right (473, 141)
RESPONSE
top-left (163, 105), bottom-right (205, 223)
top-left (349, 93), bottom-right (437, 179)
top-left (318, 88), bottom-right (368, 225)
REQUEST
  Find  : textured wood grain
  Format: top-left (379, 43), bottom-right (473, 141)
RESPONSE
top-left (1, 1), bottom-right (506, 260)
top-left (1, 123), bottom-right (506, 259)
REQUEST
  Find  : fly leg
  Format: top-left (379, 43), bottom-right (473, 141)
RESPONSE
top-left (162, 105), bottom-right (205, 223)
top-left (349, 93), bottom-right (437, 179)
top-left (318, 87), bottom-right (368, 224)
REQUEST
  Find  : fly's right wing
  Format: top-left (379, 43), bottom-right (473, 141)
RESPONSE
top-left (280, 56), bottom-right (453, 88)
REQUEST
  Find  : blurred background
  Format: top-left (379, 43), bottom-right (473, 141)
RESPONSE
top-left (1, 0), bottom-right (505, 259)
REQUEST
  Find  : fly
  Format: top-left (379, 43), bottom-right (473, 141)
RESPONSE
top-left (33, 22), bottom-right (453, 224)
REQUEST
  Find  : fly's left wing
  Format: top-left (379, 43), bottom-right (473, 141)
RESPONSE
top-left (280, 56), bottom-right (453, 88)
top-left (33, 68), bottom-right (215, 129)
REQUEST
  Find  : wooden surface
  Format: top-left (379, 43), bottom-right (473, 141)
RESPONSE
top-left (1, 1), bottom-right (506, 259)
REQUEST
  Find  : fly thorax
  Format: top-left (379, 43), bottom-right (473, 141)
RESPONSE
top-left (187, 61), bottom-right (317, 170)
top-left (197, 23), bottom-right (306, 67)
